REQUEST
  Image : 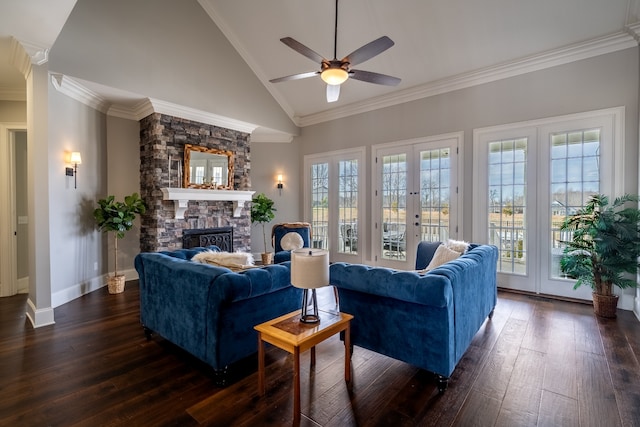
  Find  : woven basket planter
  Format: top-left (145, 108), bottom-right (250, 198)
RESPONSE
top-left (261, 252), bottom-right (273, 265)
top-left (592, 293), bottom-right (618, 318)
top-left (108, 275), bottom-right (126, 294)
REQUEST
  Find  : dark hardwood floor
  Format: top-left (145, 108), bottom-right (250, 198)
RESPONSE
top-left (1, 283), bottom-right (639, 426)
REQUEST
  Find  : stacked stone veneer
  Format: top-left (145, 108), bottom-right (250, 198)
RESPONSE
top-left (139, 113), bottom-right (251, 252)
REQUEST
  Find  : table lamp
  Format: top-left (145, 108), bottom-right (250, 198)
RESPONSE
top-left (291, 248), bottom-right (329, 323)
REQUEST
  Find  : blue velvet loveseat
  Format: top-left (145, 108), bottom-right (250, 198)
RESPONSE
top-left (330, 242), bottom-right (498, 392)
top-left (134, 246), bottom-right (302, 384)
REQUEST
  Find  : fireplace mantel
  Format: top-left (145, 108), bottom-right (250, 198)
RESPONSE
top-left (161, 188), bottom-right (255, 219)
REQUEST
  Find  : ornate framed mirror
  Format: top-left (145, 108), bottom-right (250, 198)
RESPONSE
top-left (183, 144), bottom-right (234, 189)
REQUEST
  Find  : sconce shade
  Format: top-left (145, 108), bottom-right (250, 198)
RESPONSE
top-left (70, 152), bottom-right (82, 164)
top-left (291, 248), bottom-right (329, 289)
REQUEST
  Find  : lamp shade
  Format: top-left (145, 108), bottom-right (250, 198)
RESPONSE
top-left (70, 151), bottom-right (82, 164)
top-left (291, 248), bottom-right (329, 289)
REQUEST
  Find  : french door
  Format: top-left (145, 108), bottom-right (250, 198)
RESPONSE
top-left (373, 133), bottom-right (463, 269)
top-left (304, 148), bottom-right (365, 264)
top-left (473, 108), bottom-right (623, 300)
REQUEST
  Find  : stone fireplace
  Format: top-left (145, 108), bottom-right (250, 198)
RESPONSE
top-left (139, 113), bottom-right (252, 253)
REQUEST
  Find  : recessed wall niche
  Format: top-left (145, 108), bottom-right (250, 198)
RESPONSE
top-left (139, 113), bottom-right (251, 252)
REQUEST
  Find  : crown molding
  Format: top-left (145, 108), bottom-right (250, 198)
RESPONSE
top-left (107, 99), bottom-right (154, 121)
top-left (50, 74), bottom-right (110, 113)
top-left (627, 22), bottom-right (640, 42)
top-left (10, 37), bottom-right (49, 67)
top-left (250, 127), bottom-right (294, 143)
top-left (297, 30), bottom-right (638, 127)
top-left (9, 37), bottom-right (32, 79)
top-left (147, 98), bottom-right (258, 134)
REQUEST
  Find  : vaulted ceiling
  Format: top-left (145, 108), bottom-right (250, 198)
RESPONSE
top-left (1, 0), bottom-right (639, 126)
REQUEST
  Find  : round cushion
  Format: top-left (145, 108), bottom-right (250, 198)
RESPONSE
top-left (280, 232), bottom-right (304, 251)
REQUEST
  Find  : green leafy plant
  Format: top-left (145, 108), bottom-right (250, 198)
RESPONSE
top-left (559, 194), bottom-right (640, 296)
top-left (250, 193), bottom-right (276, 253)
top-left (94, 193), bottom-right (146, 277)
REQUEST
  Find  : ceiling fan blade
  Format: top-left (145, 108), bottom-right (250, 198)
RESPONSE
top-left (280, 37), bottom-right (326, 64)
top-left (269, 71), bottom-right (320, 83)
top-left (350, 69), bottom-right (401, 86)
top-left (326, 84), bottom-right (340, 103)
top-left (342, 36), bottom-right (395, 67)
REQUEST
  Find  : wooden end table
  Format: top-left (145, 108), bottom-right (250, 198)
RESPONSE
top-left (254, 309), bottom-right (353, 425)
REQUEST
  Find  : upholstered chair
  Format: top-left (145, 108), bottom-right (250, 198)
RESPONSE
top-left (271, 222), bottom-right (312, 263)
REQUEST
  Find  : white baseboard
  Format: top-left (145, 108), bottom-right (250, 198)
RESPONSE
top-left (51, 268), bottom-right (139, 308)
top-left (26, 297), bottom-right (55, 328)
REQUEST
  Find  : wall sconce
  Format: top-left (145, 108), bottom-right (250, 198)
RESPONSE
top-left (65, 151), bottom-right (82, 189)
top-left (277, 174), bottom-right (283, 195)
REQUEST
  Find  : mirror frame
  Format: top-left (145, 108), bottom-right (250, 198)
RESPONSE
top-left (183, 144), bottom-right (234, 190)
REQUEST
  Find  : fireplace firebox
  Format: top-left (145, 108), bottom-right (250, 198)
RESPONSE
top-left (183, 227), bottom-right (233, 252)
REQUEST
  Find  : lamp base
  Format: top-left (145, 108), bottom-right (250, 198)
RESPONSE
top-left (300, 289), bottom-right (320, 323)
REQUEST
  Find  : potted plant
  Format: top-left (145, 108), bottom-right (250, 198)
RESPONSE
top-left (559, 193), bottom-right (640, 318)
top-left (94, 193), bottom-right (146, 294)
top-left (251, 193), bottom-right (276, 264)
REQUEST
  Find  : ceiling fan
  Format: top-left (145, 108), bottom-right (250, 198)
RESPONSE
top-left (269, 0), bottom-right (401, 103)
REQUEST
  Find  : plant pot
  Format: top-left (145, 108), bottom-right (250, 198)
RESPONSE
top-left (592, 292), bottom-right (618, 318)
top-left (261, 252), bottom-right (273, 265)
top-left (108, 275), bottom-right (126, 294)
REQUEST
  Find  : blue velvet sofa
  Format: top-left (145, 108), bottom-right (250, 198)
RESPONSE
top-left (330, 242), bottom-right (498, 392)
top-left (134, 246), bottom-right (302, 384)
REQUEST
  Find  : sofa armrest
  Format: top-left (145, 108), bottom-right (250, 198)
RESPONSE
top-left (330, 263), bottom-right (452, 308)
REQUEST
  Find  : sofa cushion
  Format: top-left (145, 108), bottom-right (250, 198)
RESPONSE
top-left (425, 244), bottom-right (461, 271)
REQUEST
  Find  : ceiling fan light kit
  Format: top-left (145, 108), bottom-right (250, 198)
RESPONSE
top-left (269, 0), bottom-right (400, 103)
top-left (321, 67), bottom-right (348, 85)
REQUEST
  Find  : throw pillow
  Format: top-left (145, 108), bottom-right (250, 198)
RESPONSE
top-left (425, 244), bottom-right (461, 271)
top-left (445, 239), bottom-right (470, 254)
top-left (280, 232), bottom-right (304, 251)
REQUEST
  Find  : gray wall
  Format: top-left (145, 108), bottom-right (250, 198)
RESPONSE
top-left (47, 84), bottom-right (107, 305)
top-left (249, 141), bottom-right (301, 254)
top-left (49, 0), bottom-right (298, 136)
top-left (299, 47), bottom-right (639, 261)
top-left (106, 116), bottom-right (141, 276)
top-left (0, 101), bottom-right (26, 122)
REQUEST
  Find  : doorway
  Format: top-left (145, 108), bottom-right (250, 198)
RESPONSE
top-left (0, 125), bottom-right (28, 296)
